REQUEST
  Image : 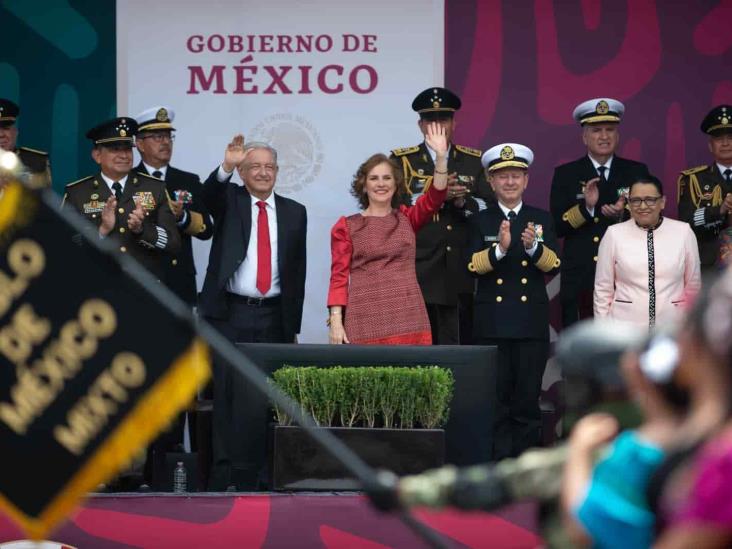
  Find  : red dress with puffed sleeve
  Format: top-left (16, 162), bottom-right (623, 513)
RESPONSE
top-left (327, 185), bottom-right (447, 344)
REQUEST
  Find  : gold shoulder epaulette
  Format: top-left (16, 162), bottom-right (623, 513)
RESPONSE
top-left (391, 145), bottom-right (420, 157)
top-left (455, 144), bottom-right (482, 158)
top-left (136, 170), bottom-right (164, 181)
top-left (680, 165), bottom-right (708, 176)
top-left (18, 146), bottom-right (48, 156)
top-left (65, 175), bottom-right (93, 188)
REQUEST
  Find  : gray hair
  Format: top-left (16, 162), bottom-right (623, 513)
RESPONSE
top-left (243, 141), bottom-right (278, 164)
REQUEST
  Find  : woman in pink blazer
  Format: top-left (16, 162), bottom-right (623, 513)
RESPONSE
top-left (594, 176), bottom-right (701, 328)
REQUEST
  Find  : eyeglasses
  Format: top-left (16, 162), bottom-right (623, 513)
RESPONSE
top-left (244, 163), bottom-right (277, 173)
top-left (139, 133), bottom-right (175, 143)
top-left (628, 196), bottom-right (662, 208)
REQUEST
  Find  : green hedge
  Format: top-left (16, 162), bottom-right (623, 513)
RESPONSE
top-left (270, 366), bottom-right (453, 429)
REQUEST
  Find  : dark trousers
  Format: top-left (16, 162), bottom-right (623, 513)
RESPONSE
top-left (206, 294), bottom-right (286, 491)
top-left (427, 294), bottom-right (474, 345)
top-left (477, 337), bottom-right (549, 460)
top-left (560, 287), bottom-right (594, 329)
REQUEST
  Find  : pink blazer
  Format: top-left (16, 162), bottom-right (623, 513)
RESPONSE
top-left (593, 218), bottom-right (701, 328)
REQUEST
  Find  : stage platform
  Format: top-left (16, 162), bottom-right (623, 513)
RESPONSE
top-left (0, 493), bottom-right (541, 548)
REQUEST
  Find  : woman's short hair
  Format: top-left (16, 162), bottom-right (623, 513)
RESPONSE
top-left (350, 153), bottom-right (408, 210)
top-left (629, 174), bottom-right (664, 196)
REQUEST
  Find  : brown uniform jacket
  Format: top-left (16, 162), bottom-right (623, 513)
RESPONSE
top-left (62, 171), bottom-right (181, 278)
top-left (677, 164), bottom-right (732, 270)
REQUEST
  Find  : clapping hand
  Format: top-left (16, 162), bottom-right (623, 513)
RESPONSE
top-left (498, 219), bottom-right (511, 253)
top-left (169, 198), bottom-right (184, 220)
top-left (223, 134), bottom-right (251, 173)
top-left (424, 121), bottom-right (448, 158)
top-left (127, 200), bottom-right (145, 234)
top-left (721, 193), bottom-right (732, 216)
top-left (99, 196), bottom-right (116, 237)
top-left (521, 222), bottom-right (537, 250)
top-left (583, 178), bottom-right (600, 209)
top-left (601, 195), bottom-right (626, 219)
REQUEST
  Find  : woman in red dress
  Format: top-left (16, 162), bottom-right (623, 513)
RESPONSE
top-left (327, 123), bottom-right (448, 344)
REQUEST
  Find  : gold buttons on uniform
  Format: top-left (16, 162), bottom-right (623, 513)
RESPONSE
top-left (521, 260), bottom-right (528, 267)
top-left (446, 225), bottom-right (453, 231)
top-left (172, 259), bottom-right (178, 266)
top-left (118, 208), bottom-right (125, 214)
top-left (593, 255), bottom-right (598, 262)
top-left (521, 296), bottom-right (527, 302)
top-left (496, 278), bottom-right (503, 285)
top-left (496, 296), bottom-right (503, 303)
top-left (521, 278), bottom-right (527, 284)
top-left (119, 227), bottom-right (126, 233)
top-left (593, 236), bottom-right (599, 243)
top-left (446, 246), bottom-right (452, 252)
top-left (594, 217), bottom-right (599, 223)
top-left (120, 246), bottom-right (127, 253)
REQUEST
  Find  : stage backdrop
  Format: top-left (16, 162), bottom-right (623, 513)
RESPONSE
top-left (116, 0), bottom-right (445, 343)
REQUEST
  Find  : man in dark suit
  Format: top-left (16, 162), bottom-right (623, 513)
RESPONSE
top-left (0, 98), bottom-right (51, 188)
top-left (134, 105), bottom-right (213, 305)
top-left (468, 143), bottom-right (560, 459)
top-left (200, 134), bottom-right (307, 490)
top-left (63, 117), bottom-right (181, 278)
top-left (391, 87), bottom-right (492, 345)
top-left (678, 105), bottom-right (732, 276)
top-left (549, 98), bottom-right (649, 328)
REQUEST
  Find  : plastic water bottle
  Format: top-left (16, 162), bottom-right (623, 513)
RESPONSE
top-left (173, 461), bottom-right (187, 493)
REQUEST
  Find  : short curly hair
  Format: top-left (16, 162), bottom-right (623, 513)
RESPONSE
top-left (350, 153), bottom-right (409, 210)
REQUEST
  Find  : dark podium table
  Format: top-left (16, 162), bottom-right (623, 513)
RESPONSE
top-left (219, 343), bottom-right (497, 488)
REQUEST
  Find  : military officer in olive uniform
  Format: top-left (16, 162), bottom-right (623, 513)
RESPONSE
top-left (134, 106), bottom-right (213, 305)
top-left (63, 117), bottom-right (181, 278)
top-left (0, 98), bottom-right (51, 188)
top-left (391, 87), bottom-right (492, 344)
top-left (468, 143), bottom-right (560, 459)
top-left (678, 105), bottom-right (732, 276)
top-left (549, 98), bottom-right (649, 328)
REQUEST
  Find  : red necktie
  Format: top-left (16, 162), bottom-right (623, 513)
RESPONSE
top-left (256, 201), bottom-right (272, 295)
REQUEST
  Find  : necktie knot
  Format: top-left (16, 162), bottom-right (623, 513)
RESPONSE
top-left (507, 210), bottom-right (517, 220)
top-left (598, 166), bottom-right (607, 179)
top-left (112, 181), bottom-right (123, 201)
top-left (152, 170), bottom-right (163, 179)
top-left (724, 168), bottom-right (732, 182)
top-left (257, 200), bottom-right (267, 211)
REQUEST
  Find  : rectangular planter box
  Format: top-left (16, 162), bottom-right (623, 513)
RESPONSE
top-left (270, 425), bottom-right (445, 491)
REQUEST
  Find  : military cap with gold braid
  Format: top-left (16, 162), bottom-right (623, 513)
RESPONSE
top-left (481, 143), bottom-right (534, 172)
top-left (573, 98), bottom-right (624, 126)
top-left (0, 98), bottom-right (19, 129)
top-left (86, 117), bottom-right (138, 147)
top-left (701, 105), bottom-right (732, 137)
top-left (135, 105), bottom-right (176, 133)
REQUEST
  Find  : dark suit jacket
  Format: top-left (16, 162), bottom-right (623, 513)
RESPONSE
top-left (677, 164), bottom-right (732, 269)
top-left (468, 204), bottom-right (560, 340)
top-left (199, 168), bottom-right (307, 340)
top-left (390, 142), bottom-right (492, 304)
top-left (136, 162), bottom-right (213, 304)
top-left (549, 155), bottom-right (648, 298)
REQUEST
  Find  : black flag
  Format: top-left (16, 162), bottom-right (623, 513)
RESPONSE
top-left (0, 180), bottom-right (209, 539)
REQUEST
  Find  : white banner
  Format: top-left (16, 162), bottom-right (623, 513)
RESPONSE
top-left (117, 0), bottom-right (444, 342)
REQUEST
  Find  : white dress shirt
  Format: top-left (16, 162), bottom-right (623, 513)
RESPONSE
top-left (143, 162), bottom-right (168, 179)
top-left (217, 165), bottom-right (281, 297)
top-left (100, 172), bottom-right (128, 193)
top-left (585, 155), bottom-right (615, 216)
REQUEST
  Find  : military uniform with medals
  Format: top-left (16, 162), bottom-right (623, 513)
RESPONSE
top-left (134, 106), bottom-right (213, 305)
top-left (468, 144), bottom-right (560, 459)
top-left (549, 98), bottom-right (648, 328)
top-left (0, 98), bottom-right (52, 188)
top-left (678, 105), bottom-right (732, 272)
top-left (62, 117), bottom-right (180, 279)
top-left (391, 87), bottom-right (493, 345)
